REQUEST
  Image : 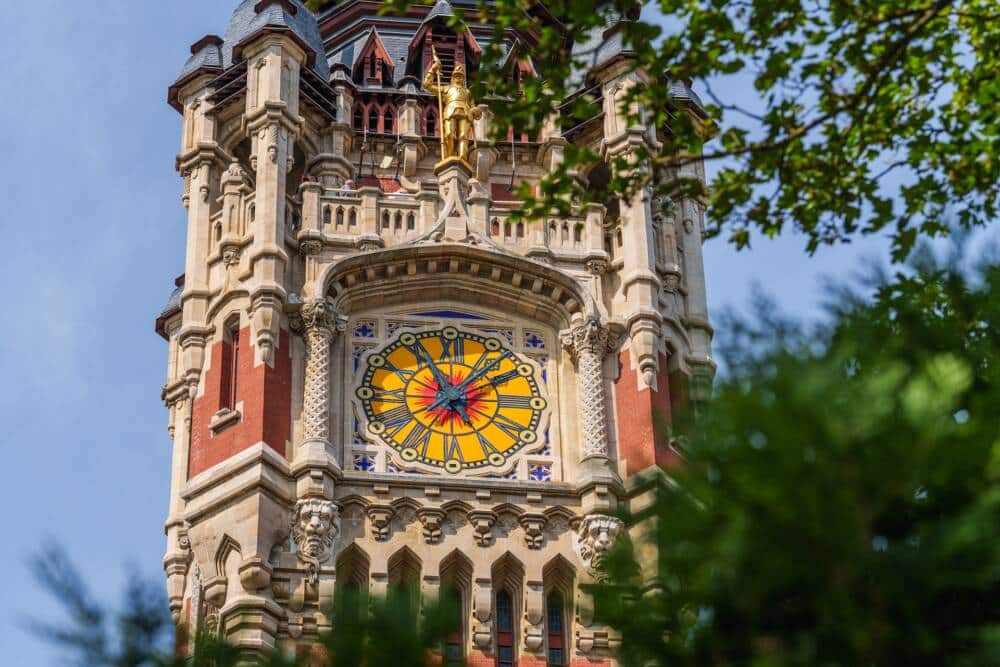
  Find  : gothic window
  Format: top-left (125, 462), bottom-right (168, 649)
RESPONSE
top-left (444, 585), bottom-right (464, 663)
top-left (323, 206), bottom-right (332, 227)
top-left (220, 318), bottom-right (240, 411)
top-left (368, 107), bottom-right (378, 132)
top-left (353, 106), bottom-right (364, 130)
top-left (496, 590), bottom-right (515, 667)
top-left (548, 222), bottom-right (557, 245)
top-left (336, 206), bottom-right (344, 227)
top-left (395, 211), bottom-right (403, 231)
top-left (504, 221), bottom-right (512, 238)
top-left (574, 224), bottom-right (583, 244)
top-left (516, 222), bottom-right (525, 239)
top-left (349, 209), bottom-right (357, 227)
top-left (491, 218), bottom-right (500, 237)
top-left (426, 110), bottom-right (437, 137)
top-left (382, 211), bottom-right (391, 229)
top-left (561, 223), bottom-right (569, 243)
top-left (407, 212), bottom-right (416, 231)
top-left (384, 106), bottom-right (395, 133)
top-left (546, 593), bottom-right (565, 665)
top-left (368, 56), bottom-right (377, 79)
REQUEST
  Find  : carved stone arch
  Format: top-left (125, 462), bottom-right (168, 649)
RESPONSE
top-left (335, 543), bottom-right (371, 601)
top-left (316, 244), bottom-right (589, 326)
top-left (542, 554), bottom-right (575, 598)
top-left (440, 548), bottom-right (474, 652)
top-left (214, 534), bottom-right (243, 579)
top-left (205, 291), bottom-right (250, 326)
top-left (387, 545), bottom-right (422, 592)
top-left (491, 552), bottom-right (526, 661)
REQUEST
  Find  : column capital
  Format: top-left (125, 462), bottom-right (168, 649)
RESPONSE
top-left (560, 316), bottom-right (617, 360)
top-left (299, 297), bottom-right (347, 336)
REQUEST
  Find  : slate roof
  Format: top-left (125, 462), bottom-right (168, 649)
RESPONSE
top-left (423, 0), bottom-right (456, 24)
top-left (179, 38), bottom-right (224, 79)
top-left (221, 0), bottom-right (330, 79)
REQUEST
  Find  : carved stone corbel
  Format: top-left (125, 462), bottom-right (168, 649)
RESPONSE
top-left (368, 505), bottom-right (394, 542)
top-left (417, 507), bottom-right (446, 544)
top-left (291, 498), bottom-right (340, 584)
top-left (468, 510), bottom-right (498, 547)
top-left (519, 513), bottom-right (547, 550)
top-left (573, 514), bottom-right (624, 579)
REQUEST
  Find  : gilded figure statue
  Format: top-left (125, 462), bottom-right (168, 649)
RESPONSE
top-left (423, 47), bottom-right (482, 164)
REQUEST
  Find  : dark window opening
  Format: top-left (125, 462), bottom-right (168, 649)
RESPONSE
top-left (546, 593), bottom-right (565, 666)
top-left (220, 320), bottom-right (240, 411)
top-left (496, 590), bottom-right (514, 667)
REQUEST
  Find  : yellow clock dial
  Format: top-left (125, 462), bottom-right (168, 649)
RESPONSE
top-left (357, 327), bottom-right (547, 473)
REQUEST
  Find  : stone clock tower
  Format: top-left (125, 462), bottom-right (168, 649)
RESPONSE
top-left (156, 0), bottom-right (713, 664)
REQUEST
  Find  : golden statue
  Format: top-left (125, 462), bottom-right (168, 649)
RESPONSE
top-left (423, 46), bottom-right (482, 165)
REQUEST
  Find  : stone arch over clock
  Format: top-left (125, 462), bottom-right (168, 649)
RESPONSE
top-left (343, 305), bottom-right (562, 480)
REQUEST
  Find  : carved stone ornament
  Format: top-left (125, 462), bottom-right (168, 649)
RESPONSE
top-left (574, 514), bottom-right (623, 577)
top-left (299, 239), bottom-right (322, 256)
top-left (368, 506), bottom-right (394, 541)
top-left (291, 498), bottom-right (340, 582)
top-left (222, 246), bottom-right (241, 267)
top-left (586, 259), bottom-right (609, 275)
top-left (301, 297), bottom-right (348, 335)
top-left (519, 513), bottom-right (547, 550)
top-left (561, 316), bottom-right (614, 360)
top-left (468, 510), bottom-right (498, 547)
top-left (417, 507), bottom-right (446, 544)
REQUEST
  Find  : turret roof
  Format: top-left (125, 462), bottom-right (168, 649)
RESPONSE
top-left (221, 0), bottom-right (330, 79)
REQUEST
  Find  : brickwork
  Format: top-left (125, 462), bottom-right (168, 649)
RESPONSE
top-left (613, 350), bottom-right (682, 475)
top-left (188, 327), bottom-right (291, 478)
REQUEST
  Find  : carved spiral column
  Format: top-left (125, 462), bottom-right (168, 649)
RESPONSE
top-left (300, 299), bottom-right (346, 445)
top-left (562, 317), bottom-right (615, 460)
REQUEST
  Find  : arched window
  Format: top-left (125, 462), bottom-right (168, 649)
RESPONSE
top-left (214, 222), bottom-right (223, 243)
top-left (349, 209), bottom-right (357, 227)
top-left (496, 590), bottom-right (515, 667)
top-left (574, 224), bottom-right (583, 244)
top-left (384, 107), bottom-right (395, 134)
top-left (353, 107), bottom-right (364, 130)
top-left (427, 110), bottom-right (437, 137)
top-left (368, 56), bottom-right (377, 79)
top-left (549, 222), bottom-right (557, 244)
top-left (546, 593), bottom-right (565, 666)
top-left (406, 212), bottom-right (416, 231)
top-left (394, 211), bottom-right (403, 231)
top-left (491, 218), bottom-right (500, 237)
top-left (368, 107), bottom-right (378, 132)
top-left (516, 222), bottom-right (525, 239)
top-left (336, 207), bottom-right (344, 227)
top-left (504, 221), bottom-right (512, 238)
top-left (323, 206), bottom-right (331, 227)
top-left (561, 223), bottom-right (569, 243)
top-left (382, 211), bottom-right (390, 229)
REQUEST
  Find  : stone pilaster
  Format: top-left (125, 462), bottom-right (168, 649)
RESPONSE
top-left (561, 317), bottom-right (616, 462)
top-left (301, 299), bottom-right (346, 447)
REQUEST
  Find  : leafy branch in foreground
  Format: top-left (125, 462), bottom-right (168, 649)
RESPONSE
top-left (310, 0), bottom-right (998, 259)
top-left (595, 244), bottom-right (1000, 666)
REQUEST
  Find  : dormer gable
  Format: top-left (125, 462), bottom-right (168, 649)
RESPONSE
top-left (352, 28), bottom-right (395, 86)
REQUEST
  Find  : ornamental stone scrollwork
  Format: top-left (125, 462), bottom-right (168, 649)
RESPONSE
top-left (300, 298), bottom-right (347, 445)
top-left (574, 514), bottom-right (624, 578)
top-left (291, 498), bottom-right (340, 583)
top-left (561, 317), bottom-right (617, 459)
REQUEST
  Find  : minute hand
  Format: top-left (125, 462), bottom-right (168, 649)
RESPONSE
top-left (453, 352), bottom-right (509, 393)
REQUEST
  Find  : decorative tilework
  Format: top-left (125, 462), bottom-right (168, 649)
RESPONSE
top-left (386, 321), bottom-right (422, 337)
top-left (524, 330), bottom-right (546, 350)
top-left (412, 310), bottom-right (486, 320)
top-left (353, 453), bottom-right (376, 472)
top-left (477, 327), bottom-right (514, 345)
top-left (528, 463), bottom-right (552, 482)
top-left (352, 344), bottom-right (375, 372)
top-left (353, 320), bottom-right (377, 339)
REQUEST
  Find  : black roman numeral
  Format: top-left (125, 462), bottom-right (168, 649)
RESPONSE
top-left (497, 395), bottom-right (533, 408)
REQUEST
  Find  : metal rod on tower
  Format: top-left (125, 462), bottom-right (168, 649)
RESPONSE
top-left (431, 44), bottom-right (446, 159)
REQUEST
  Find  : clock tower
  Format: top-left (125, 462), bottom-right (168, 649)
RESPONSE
top-left (157, 0), bottom-right (714, 664)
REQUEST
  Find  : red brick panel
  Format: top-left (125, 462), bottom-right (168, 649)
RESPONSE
top-left (188, 327), bottom-right (291, 478)
top-left (613, 349), bottom-right (682, 475)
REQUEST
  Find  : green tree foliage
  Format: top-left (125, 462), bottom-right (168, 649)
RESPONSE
top-left (308, 0), bottom-right (998, 259)
top-left (30, 250), bottom-right (1000, 666)
top-left (594, 246), bottom-right (1000, 666)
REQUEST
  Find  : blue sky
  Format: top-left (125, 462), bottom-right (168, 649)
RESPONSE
top-left (0, 2), bottom-right (899, 663)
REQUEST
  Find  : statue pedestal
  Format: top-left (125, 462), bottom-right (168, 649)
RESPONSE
top-left (427, 158), bottom-right (474, 243)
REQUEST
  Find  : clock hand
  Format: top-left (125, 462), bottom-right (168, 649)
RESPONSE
top-left (452, 351), bottom-right (509, 393)
top-left (413, 342), bottom-right (451, 389)
top-left (454, 403), bottom-right (473, 426)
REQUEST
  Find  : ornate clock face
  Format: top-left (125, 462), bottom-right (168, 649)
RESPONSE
top-left (357, 327), bottom-right (547, 474)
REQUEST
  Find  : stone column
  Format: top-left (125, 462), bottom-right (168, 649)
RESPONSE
top-left (300, 298), bottom-right (346, 451)
top-left (561, 317), bottom-right (615, 461)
